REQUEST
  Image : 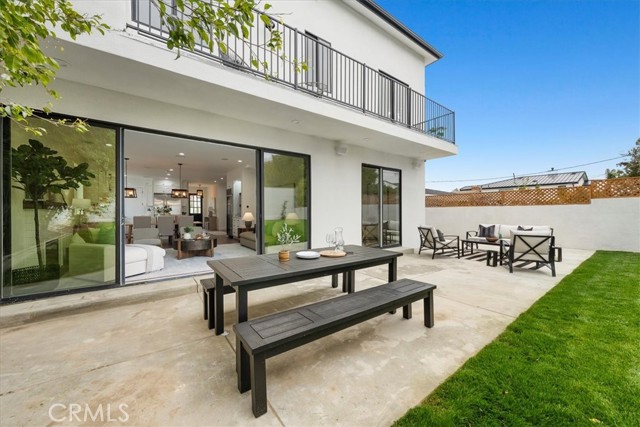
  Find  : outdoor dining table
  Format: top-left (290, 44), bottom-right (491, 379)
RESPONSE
top-left (206, 244), bottom-right (402, 335)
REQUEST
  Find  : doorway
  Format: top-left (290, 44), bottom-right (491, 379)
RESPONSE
top-left (361, 164), bottom-right (401, 248)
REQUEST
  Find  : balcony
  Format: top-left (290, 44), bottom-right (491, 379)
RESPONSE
top-left (129, 1), bottom-right (455, 144)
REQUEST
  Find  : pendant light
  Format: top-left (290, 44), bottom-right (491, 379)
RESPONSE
top-left (196, 185), bottom-right (203, 197)
top-left (171, 163), bottom-right (189, 198)
top-left (124, 158), bottom-right (137, 198)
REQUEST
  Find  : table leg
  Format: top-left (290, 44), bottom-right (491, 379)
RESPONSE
top-left (347, 271), bottom-right (355, 294)
top-left (214, 274), bottom-right (224, 335)
top-left (424, 291), bottom-right (434, 328)
top-left (331, 274), bottom-right (338, 288)
top-left (388, 258), bottom-right (397, 282)
top-left (236, 289), bottom-right (249, 324)
top-left (207, 288), bottom-right (215, 330)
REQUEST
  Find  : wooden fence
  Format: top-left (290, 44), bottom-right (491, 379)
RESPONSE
top-left (426, 177), bottom-right (640, 208)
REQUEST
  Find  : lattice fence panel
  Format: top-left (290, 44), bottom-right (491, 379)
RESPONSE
top-left (426, 187), bottom-right (592, 207)
top-left (590, 177), bottom-right (640, 198)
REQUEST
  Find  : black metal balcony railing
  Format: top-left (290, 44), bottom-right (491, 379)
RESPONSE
top-left (129, 0), bottom-right (455, 144)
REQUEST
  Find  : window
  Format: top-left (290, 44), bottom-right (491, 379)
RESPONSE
top-left (189, 193), bottom-right (202, 215)
top-left (304, 32), bottom-right (332, 93)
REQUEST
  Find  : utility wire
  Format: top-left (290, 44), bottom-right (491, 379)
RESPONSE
top-left (426, 155), bottom-right (629, 183)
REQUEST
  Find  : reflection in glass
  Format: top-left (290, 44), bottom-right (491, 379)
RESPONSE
top-left (263, 152), bottom-right (309, 253)
top-left (3, 117), bottom-right (117, 299)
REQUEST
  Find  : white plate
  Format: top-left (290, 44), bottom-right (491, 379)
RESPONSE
top-left (296, 251), bottom-right (320, 259)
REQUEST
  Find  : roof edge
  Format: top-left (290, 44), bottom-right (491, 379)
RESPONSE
top-left (354, 0), bottom-right (443, 60)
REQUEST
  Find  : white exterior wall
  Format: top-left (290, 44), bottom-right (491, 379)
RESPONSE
top-left (267, 0), bottom-right (429, 90)
top-left (12, 79), bottom-right (425, 248)
top-left (425, 198), bottom-right (640, 252)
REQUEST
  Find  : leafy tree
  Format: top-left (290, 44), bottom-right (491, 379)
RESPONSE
top-left (606, 138), bottom-right (640, 178)
top-left (11, 139), bottom-right (95, 268)
top-left (1, 0), bottom-right (282, 134)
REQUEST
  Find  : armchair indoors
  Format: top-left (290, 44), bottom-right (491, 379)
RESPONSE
top-left (418, 226), bottom-right (460, 259)
top-left (132, 228), bottom-right (162, 246)
top-left (133, 216), bottom-right (152, 228)
top-left (156, 215), bottom-right (175, 246)
top-left (502, 231), bottom-right (556, 276)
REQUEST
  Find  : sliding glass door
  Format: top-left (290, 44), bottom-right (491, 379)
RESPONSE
top-left (2, 116), bottom-right (118, 299)
top-left (361, 165), bottom-right (401, 248)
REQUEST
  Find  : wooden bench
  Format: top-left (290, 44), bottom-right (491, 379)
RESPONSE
top-left (234, 279), bottom-right (437, 417)
top-left (200, 278), bottom-right (235, 330)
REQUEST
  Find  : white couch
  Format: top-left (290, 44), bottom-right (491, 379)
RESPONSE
top-left (69, 243), bottom-right (165, 282)
top-left (467, 224), bottom-right (553, 241)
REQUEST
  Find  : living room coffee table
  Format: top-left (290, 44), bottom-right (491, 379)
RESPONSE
top-left (173, 238), bottom-right (217, 260)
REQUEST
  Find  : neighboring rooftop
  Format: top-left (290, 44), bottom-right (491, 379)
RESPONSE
top-left (459, 171), bottom-right (589, 192)
top-left (425, 188), bottom-right (451, 195)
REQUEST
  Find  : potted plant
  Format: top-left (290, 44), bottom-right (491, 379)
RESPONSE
top-left (183, 226), bottom-right (194, 240)
top-left (276, 223), bottom-right (300, 261)
top-left (11, 139), bottom-right (94, 283)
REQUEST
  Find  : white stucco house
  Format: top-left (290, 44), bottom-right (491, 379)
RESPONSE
top-left (1, 0), bottom-right (456, 300)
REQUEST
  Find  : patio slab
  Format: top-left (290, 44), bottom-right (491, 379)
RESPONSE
top-left (0, 248), bottom-right (593, 426)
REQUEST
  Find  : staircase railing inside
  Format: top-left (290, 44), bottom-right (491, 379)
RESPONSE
top-left (129, 0), bottom-right (455, 144)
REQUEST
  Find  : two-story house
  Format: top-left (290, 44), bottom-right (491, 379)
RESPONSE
top-left (1, 0), bottom-right (457, 300)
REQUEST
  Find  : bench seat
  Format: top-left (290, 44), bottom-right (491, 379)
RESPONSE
top-left (234, 279), bottom-right (437, 417)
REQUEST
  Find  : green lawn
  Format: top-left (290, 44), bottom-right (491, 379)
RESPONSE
top-left (394, 251), bottom-right (640, 427)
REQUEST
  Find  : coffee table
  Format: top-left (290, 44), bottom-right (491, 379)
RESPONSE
top-left (461, 238), bottom-right (510, 265)
top-left (173, 238), bottom-right (217, 260)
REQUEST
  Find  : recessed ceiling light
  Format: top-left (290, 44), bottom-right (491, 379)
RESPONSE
top-left (169, 168), bottom-right (173, 172)
top-left (166, 173), bottom-right (171, 176)
top-left (214, 180), bottom-right (217, 183)
top-left (221, 177), bottom-right (224, 180)
top-left (178, 152), bottom-right (185, 157)
top-left (291, 120), bottom-right (300, 124)
top-left (238, 160), bottom-right (242, 163)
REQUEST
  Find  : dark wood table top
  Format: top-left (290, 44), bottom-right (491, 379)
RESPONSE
top-left (207, 245), bottom-right (402, 291)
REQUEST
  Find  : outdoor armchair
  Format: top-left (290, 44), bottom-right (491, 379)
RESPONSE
top-left (418, 226), bottom-right (460, 259)
top-left (502, 231), bottom-right (556, 276)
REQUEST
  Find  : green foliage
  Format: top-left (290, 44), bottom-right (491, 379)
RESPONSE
top-left (156, 0), bottom-right (282, 64)
top-left (394, 251), bottom-right (640, 427)
top-left (1, 0), bottom-right (286, 134)
top-left (606, 138), bottom-right (640, 178)
top-left (0, 0), bottom-right (108, 133)
top-left (11, 138), bottom-right (95, 267)
top-left (276, 223), bottom-right (300, 249)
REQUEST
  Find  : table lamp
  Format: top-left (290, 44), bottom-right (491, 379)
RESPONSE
top-left (242, 211), bottom-right (254, 229)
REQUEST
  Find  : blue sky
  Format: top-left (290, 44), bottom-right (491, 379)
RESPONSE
top-left (377, 0), bottom-right (639, 191)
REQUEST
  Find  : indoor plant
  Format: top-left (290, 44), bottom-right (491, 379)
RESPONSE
top-left (183, 226), bottom-right (194, 240)
top-left (11, 139), bottom-right (94, 282)
top-left (276, 223), bottom-right (300, 261)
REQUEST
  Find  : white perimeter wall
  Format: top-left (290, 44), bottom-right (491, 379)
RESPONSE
top-left (10, 79), bottom-right (426, 249)
top-left (425, 198), bottom-right (640, 252)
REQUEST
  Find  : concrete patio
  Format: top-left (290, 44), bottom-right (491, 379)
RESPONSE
top-left (0, 248), bottom-right (593, 427)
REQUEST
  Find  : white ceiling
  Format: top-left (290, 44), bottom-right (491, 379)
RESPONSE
top-left (124, 130), bottom-right (256, 186)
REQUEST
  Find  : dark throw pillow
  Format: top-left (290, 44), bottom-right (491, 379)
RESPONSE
top-left (478, 225), bottom-right (495, 237)
top-left (436, 229), bottom-right (445, 242)
top-left (517, 226), bottom-right (533, 231)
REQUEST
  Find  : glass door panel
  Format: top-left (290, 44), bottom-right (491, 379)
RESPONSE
top-left (361, 165), bottom-right (401, 248)
top-left (361, 166), bottom-right (380, 247)
top-left (263, 152), bottom-right (309, 253)
top-left (3, 116), bottom-right (117, 299)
